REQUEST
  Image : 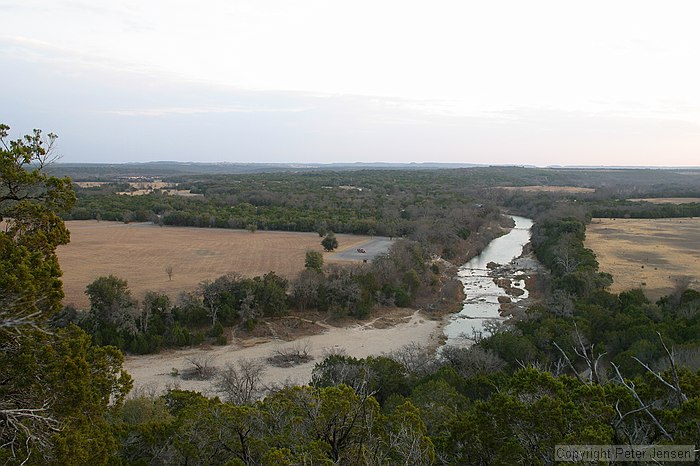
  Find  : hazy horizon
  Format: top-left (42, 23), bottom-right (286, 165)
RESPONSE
top-left (3, 1), bottom-right (700, 167)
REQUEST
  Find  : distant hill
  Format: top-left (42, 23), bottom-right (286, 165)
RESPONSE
top-left (48, 161), bottom-right (491, 178)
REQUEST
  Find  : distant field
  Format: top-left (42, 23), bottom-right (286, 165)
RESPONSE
top-left (57, 221), bottom-right (374, 309)
top-left (628, 197), bottom-right (700, 204)
top-left (115, 189), bottom-right (202, 197)
top-left (498, 185), bottom-right (595, 193)
top-left (586, 218), bottom-right (700, 300)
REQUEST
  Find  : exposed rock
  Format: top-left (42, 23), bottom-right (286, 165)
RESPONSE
top-left (494, 278), bottom-right (512, 288)
top-left (499, 302), bottom-right (516, 313)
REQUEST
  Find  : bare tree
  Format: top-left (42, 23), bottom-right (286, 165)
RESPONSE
top-left (292, 269), bottom-right (324, 311)
top-left (267, 340), bottom-right (314, 368)
top-left (632, 333), bottom-right (688, 408)
top-left (199, 280), bottom-right (220, 327)
top-left (386, 342), bottom-right (436, 376)
top-left (669, 275), bottom-right (693, 307)
top-left (215, 359), bottom-right (267, 405)
top-left (321, 346), bottom-right (347, 358)
top-left (199, 273), bottom-right (242, 327)
top-left (552, 323), bottom-right (607, 384)
top-left (238, 289), bottom-right (258, 322)
top-left (439, 345), bottom-right (506, 378)
top-left (0, 401), bottom-right (62, 464)
top-left (0, 295), bottom-right (45, 333)
top-left (553, 241), bottom-right (581, 274)
top-left (608, 333), bottom-right (692, 445)
top-left (182, 355), bottom-right (218, 380)
top-left (547, 289), bottom-right (575, 318)
top-left (611, 362), bottom-right (674, 442)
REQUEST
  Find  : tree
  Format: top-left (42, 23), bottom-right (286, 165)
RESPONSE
top-left (305, 250), bottom-right (324, 273)
top-left (0, 124), bottom-right (75, 324)
top-left (253, 271), bottom-right (288, 317)
top-left (84, 275), bottom-right (138, 346)
top-left (199, 273), bottom-right (242, 327)
top-left (215, 358), bottom-right (267, 405)
top-left (139, 291), bottom-right (172, 337)
top-left (1, 124), bottom-right (131, 465)
top-left (291, 269), bottom-right (325, 311)
top-left (321, 232), bottom-right (338, 252)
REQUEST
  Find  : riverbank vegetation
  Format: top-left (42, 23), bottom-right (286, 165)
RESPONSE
top-left (56, 238), bottom-right (458, 355)
top-left (4, 126), bottom-right (700, 464)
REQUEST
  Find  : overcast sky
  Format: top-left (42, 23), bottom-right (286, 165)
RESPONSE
top-left (2, 0), bottom-right (700, 166)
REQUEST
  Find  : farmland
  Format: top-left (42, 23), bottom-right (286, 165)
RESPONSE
top-left (628, 197), bottom-right (700, 204)
top-left (497, 185), bottom-right (595, 193)
top-left (585, 217), bottom-right (700, 299)
top-left (57, 221), bottom-right (374, 309)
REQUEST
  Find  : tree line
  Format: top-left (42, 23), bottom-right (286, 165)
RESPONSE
top-left (65, 170), bottom-right (518, 262)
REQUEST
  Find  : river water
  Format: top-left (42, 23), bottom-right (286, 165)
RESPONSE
top-left (443, 216), bottom-right (534, 346)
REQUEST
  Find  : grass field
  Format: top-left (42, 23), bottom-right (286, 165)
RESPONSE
top-left (497, 185), bottom-right (595, 193)
top-left (628, 197), bottom-right (700, 204)
top-left (586, 218), bottom-right (700, 300)
top-left (57, 221), bottom-right (373, 309)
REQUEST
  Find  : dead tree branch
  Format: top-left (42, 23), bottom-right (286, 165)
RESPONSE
top-left (611, 362), bottom-right (673, 442)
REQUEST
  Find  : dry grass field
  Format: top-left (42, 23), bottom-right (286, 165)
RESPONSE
top-left (586, 218), bottom-right (700, 300)
top-left (498, 185), bottom-right (595, 193)
top-left (628, 197), bottom-right (700, 204)
top-left (57, 221), bottom-right (373, 309)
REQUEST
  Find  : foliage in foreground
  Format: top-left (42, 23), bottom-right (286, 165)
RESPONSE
top-left (1, 124), bottom-right (131, 465)
top-left (111, 348), bottom-right (700, 465)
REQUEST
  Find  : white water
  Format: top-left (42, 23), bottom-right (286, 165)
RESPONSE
top-left (443, 216), bottom-right (534, 346)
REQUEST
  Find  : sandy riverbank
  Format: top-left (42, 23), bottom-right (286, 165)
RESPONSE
top-left (124, 309), bottom-right (444, 396)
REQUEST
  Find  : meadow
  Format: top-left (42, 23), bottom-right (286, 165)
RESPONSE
top-left (57, 221), bottom-right (372, 309)
top-left (628, 197), bottom-right (700, 204)
top-left (585, 217), bottom-right (700, 299)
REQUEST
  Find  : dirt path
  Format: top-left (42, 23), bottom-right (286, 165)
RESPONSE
top-left (124, 309), bottom-right (444, 396)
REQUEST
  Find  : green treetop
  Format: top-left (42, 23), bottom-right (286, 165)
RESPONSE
top-left (1, 125), bottom-right (131, 465)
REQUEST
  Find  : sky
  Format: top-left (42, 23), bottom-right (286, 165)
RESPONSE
top-left (2, 0), bottom-right (700, 166)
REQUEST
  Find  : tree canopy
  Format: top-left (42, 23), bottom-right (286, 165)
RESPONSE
top-left (0, 125), bottom-right (131, 465)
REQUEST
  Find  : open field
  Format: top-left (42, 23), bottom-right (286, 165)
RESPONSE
top-left (115, 188), bottom-right (202, 197)
top-left (628, 197), bottom-right (700, 204)
top-left (497, 185), bottom-right (595, 193)
top-left (586, 218), bottom-right (700, 299)
top-left (57, 221), bottom-right (375, 309)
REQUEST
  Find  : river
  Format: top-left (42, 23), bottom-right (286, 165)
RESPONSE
top-left (443, 215), bottom-right (534, 346)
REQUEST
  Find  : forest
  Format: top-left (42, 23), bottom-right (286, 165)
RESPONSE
top-left (2, 125), bottom-right (699, 465)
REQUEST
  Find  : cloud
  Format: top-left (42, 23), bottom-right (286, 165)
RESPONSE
top-left (103, 106), bottom-right (310, 117)
top-left (0, 35), bottom-right (156, 77)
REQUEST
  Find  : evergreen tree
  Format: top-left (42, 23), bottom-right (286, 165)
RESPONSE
top-left (321, 232), bottom-right (338, 251)
top-left (0, 125), bottom-right (131, 465)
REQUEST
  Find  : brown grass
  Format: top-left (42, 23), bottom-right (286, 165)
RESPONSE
top-left (628, 197), bottom-right (700, 204)
top-left (498, 185), bottom-right (595, 193)
top-left (585, 218), bottom-right (700, 300)
top-left (57, 221), bottom-right (372, 309)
